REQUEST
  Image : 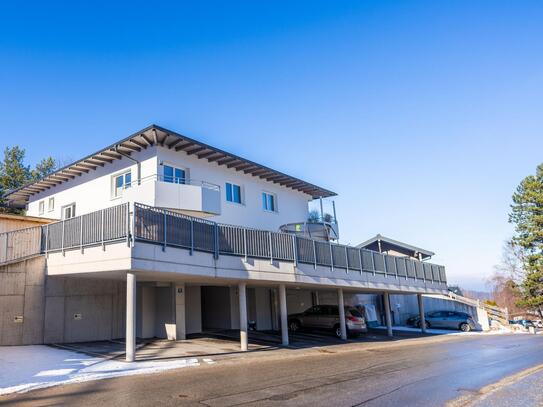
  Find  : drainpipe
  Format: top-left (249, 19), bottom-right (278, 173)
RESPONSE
top-left (115, 145), bottom-right (141, 185)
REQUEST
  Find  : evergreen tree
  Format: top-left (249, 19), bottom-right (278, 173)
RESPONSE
top-left (0, 146), bottom-right (31, 212)
top-left (0, 147), bottom-right (57, 213)
top-left (31, 157), bottom-right (57, 181)
top-left (509, 163), bottom-right (543, 318)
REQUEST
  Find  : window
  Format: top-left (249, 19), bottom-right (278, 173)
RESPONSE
top-left (349, 309), bottom-right (364, 318)
top-left (323, 305), bottom-right (338, 316)
top-left (262, 192), bottom-right (276, 212)
top-left (163, 165), bottom-right (186, 184)
top-left (112, 171), bottom-right (132, 198)
top-left (38, 201), bottom-right (45, 215)
top-left (304, 306), bottom-right (323, 315)
top-left (225, 182), bottom-right (242, 204)
top-left (48, 197), bottom-right (55, 212)
top-left (62, 203), bottom-right (76, 219)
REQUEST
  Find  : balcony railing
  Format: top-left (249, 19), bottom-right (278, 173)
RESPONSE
top-left (0, 202), bottom-right (447, 284)
top-left (41, 204), bottom-right (130, 253)
top-left (0, 226), bottom-right (42, 265)
top-left (120, 174), bottom-right (221, 216)
top-left (120, 174), bottom-right (220, 193)
top-left (133, 203), bottom-right (447, 283)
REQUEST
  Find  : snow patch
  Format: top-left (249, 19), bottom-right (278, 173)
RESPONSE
top-left (0, 345), bottom-right (208, 396)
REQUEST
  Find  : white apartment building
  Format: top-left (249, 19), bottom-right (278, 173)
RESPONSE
top-left (1, 125), bottom-right (447, 360)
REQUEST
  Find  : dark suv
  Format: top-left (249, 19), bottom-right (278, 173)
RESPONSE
top-left (288, 305), bottom-right (367, 338)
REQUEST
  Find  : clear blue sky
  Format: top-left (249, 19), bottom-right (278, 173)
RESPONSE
top-left (2, 1), bottom-right (542, 290)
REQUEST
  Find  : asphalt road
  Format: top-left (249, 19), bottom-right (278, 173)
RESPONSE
top-left (2, 334), bottom-right (543, 406)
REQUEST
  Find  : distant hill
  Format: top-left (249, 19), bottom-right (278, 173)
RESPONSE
top-left (448, 285), bottom-right (491, 301)
top-left (462, 289), bottom-right (492, 301)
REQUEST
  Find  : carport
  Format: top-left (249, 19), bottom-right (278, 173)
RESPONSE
top-left (39, 267), bottom-right (429, 363)
top-left (282, 286), bottom-right (429, 340)
top-left (127, 272), bottom-right (431, 361)
top-left (122, 272), bottom-right (296, 359)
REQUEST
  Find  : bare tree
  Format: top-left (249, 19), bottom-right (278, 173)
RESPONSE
top-left (493, 239), bottom-right (525, 283)
top-left (487, 239), bottom-right (526, 315)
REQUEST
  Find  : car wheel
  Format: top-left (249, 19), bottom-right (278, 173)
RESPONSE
top-left (460, 323), bottom-right (471, 332)
top-left (417, 320), bottom-right (430, 329)
top-left (334, 324), bottom-right (342, 338)
top-left (289, 320), bottom-right (300, 332)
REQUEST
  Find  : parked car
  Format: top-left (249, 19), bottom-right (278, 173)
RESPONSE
top-left (406, 314), bottom-right (421, 327)
top-left (288, 305), bottom-right (367, 338)
top-left (533, 320), bottom-right (543, 328)
top-left (409, 311), bottom-right (476, 332)
top-left (509, 319), bottom-right (535, 329)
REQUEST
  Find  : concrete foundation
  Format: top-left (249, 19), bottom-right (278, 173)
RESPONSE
top-left (0, 255), bottom-right (127, 345)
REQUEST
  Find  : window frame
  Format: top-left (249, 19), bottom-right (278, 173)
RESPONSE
top-left (61, 203), bottom-right (76, 220)
top-left (225, 182), bottom-right (243, 205)
top-left (48, 197), bottom-right (55, 212)
top-left (162, 163), bottom-right (187, 184)
top-left (111, 170), bottom-right (132, 199)
top-left (38, 201), bottom-right (45, 215)
top-left (261, 191), bottom-right (277, 213)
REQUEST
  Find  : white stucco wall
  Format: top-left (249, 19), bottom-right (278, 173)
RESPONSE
top-left (27, 147), bottom-right (158, 219)
top-left (155, 147), bottom-right (311, 231)
top-left (26, 145), bottom-right (313, 231)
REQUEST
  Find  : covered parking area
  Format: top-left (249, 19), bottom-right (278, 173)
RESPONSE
top-left (38, 266), bottom-right (432, 362)
top-left (122, 271), bottom-right (431, 361)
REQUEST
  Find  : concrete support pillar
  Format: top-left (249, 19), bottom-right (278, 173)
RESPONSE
top-left (417, 294), bottom-right (427, 333)
top-left (383, 292), bottom-right (393, 337)
top-left (175, 283), bottom-right (186, 340)
top-left (279, 284), bottom-right (289, 346)
top-left (126, 272), bottom-right (136, 362)
top-left (229, 286), bottom-right (240, 329)
top-left (338, 288), bottom-right (347, 340)
top-left (238, 282), bottom-right (248, 351)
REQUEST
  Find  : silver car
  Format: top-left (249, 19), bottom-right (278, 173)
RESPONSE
top-left (414, 311), bottom-right (476, 332)
top-left (288, 305), bottom-right (367, 338)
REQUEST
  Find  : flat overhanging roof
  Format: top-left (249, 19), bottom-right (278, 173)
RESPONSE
top-left (4, 124), bottom-right (337, 205)
top-left (356, 234), bottom-right (435, 259)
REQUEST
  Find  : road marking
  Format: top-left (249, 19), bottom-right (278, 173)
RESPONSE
top-left (446, 363), bottom-right (543, 407)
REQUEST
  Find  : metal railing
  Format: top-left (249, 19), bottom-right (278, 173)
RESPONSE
top-left (0, 226), bottom-right (42, 265)
top-left (447, 291), bottom-right (509, 325)
top-left (0, 202), bottom-right (448, 285)
top-left (133, 203), bottom-right (447, 284)
top-left (121, 174), bottom-right (221, 192)
top-left (41, 203), bottom-right (130, 254)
